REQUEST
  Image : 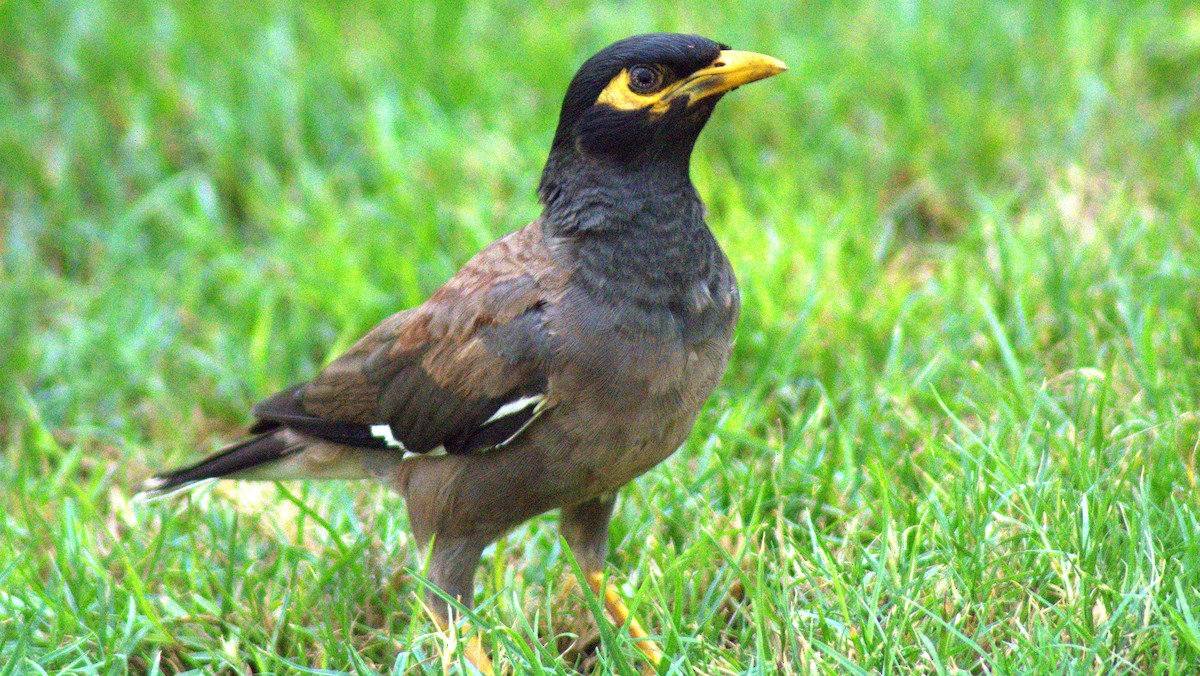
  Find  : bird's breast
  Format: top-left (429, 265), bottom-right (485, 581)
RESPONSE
top-left (540, 271), bottom-right (736, 490)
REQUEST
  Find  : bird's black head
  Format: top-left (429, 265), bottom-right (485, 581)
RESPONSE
top-left (539, 34), bottom-right (786, 205)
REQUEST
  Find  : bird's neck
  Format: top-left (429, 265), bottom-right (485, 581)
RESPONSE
top-left (537, 150), bottom-right (725, 309)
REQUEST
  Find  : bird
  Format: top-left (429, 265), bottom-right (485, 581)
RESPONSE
top-left (142, 33), bottom-right (785, 673)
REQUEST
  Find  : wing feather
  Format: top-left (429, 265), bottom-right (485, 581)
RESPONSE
top-left (250, 222), bottom-right (565, 456)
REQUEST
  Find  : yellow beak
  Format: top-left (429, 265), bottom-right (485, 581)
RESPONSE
top-left (668, 50), bottom-right (788, 105)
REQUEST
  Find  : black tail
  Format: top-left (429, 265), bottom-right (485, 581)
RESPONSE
top-left (139, 431), bottom-right (295, 497)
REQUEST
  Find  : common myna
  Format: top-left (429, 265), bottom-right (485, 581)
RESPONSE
top-left (144, 33), bottom-right (785, 672)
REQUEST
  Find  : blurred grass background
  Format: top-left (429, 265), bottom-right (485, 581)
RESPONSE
top-left (3, 0), bottom-right (1200, 673)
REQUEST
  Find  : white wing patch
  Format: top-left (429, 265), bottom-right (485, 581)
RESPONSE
top-left (370, 424), bottom-right (406, 449)
top-left (484, 394), bottom-right (544, 424)
top-left (402, 445), bottom-right (446, 460)
top-left (383, 394), bottom-right (547, 459)
top-left (490, 396), bottom-right (548, 450)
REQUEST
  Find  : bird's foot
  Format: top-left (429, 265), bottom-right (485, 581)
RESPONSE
top-left (585, 571), bottom-right (664, 668)
top-left (435, 618), bottom-right (495, 676)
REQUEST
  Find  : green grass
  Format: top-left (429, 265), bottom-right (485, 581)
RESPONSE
top-left (3, 0), bottom-right (1200, 672)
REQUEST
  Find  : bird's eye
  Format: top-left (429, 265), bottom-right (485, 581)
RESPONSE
top-left (628, 65), bottom-right (663, 94)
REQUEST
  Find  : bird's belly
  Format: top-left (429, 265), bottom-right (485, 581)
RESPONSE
top-left (544, 321), bottom-right (733, 498)
top-left (403, 301), bottom-right (735, 538)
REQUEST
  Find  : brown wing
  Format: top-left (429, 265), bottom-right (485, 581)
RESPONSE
top-left (249, 221), bottom-right (566, 454)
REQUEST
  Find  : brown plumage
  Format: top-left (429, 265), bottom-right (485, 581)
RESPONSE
top-left (144, 33), bottom-right (785, 672)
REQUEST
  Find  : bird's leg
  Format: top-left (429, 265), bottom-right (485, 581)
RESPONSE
top-left (560, 494), bottom-right (664, 668)
top-left (423, 537), bottom-right (494, 675)
top-left (432, 615), bottom-right (493, 676)
top-left (583, 570), bottom-right (664, 667)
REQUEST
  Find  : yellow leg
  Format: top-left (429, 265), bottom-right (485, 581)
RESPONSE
top-left (463, 633), bottom-right (494, 676)
top-left (585, 571), bottom-right (664, 667)
top-left (434, 616), bottom-right (495, 676)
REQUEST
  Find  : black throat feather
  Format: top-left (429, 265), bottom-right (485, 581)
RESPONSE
top-left (538, 142), bottom-right (723, 313)
top-left (534, 33), bottom-right (735, 324)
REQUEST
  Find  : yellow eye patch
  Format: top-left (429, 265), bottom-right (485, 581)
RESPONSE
top-left (593, 51), bottom-right (786, 118)
top-left (595, 69), bottom-right (675, 115)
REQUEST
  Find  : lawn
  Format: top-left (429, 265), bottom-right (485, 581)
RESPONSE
top-left (3, 0), bottom-right (1200, 673)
